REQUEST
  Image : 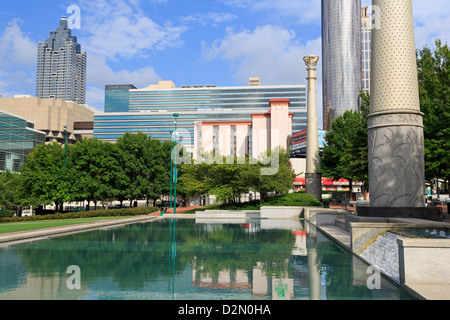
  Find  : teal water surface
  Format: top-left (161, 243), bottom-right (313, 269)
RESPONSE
top-left (0, 218), bottom-right (413, 300)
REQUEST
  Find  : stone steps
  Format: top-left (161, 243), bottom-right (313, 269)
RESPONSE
top-left (335, 218), bottom-right (347, 231)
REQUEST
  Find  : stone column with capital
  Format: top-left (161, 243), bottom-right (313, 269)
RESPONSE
top-left (303, 55), bottom-right (322, 201)
top-left (368, 0), bottom-right (425, 208)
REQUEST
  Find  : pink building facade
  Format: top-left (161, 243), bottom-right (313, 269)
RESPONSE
top-left (194, 99), bottom-right (293, 160)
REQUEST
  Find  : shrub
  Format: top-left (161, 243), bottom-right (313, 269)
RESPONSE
top-left (261, 192), bottom-right (322, 207)
top-left (0, 206), bottom-right (158, 224)
top-left (0, 210), bottom-right (15, 218)
top-left (182, 192), bottom-right (322, 214)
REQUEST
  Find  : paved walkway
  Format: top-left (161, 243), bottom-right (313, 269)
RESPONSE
top-left (150, 206), bottom-right (201, 216)
top-left (328, 202), bottom-right (450, 222)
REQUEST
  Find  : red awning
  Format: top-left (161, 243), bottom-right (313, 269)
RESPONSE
top-left (294, 178), bottom-right (360, 186)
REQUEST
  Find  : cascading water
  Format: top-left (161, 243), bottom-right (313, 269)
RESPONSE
top-left (361, 232), bottom-right (401, 283)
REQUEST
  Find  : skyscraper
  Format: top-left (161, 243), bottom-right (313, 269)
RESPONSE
top-left (361, 6), bottom-right (372, 94)
top-left (321, 0), bottom-right (362, 130)
top-left (36, 17), bottom-right (87, 104)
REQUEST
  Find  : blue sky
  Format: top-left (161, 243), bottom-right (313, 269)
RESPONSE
top-left (0, 0), bottom-right (449, 112)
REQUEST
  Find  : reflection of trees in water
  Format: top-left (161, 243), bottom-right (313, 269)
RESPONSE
top-left (12, 220), bottom-right (413, 300)
top-left (16, 220), bottom-right (296, 290)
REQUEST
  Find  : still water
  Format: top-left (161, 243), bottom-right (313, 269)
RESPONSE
top-left (0, 218), bottom-right (413, 300)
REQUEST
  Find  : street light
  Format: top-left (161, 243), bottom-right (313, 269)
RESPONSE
top-left (61, 125), bottom-right (68, 213)
top-left (169, 130), bottom-right (173, 210)
top-left (173, 113), bottom-right (179, 215)
top-left (63, 125), bottom-right (68, 177)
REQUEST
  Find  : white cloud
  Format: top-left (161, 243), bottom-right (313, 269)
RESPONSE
top-left (77, 0), bottom-right (186, 60)
top-left (85, 86), bottom-right (105, 111)
top-left (180, 12), bottom-right (238, 27)
top-left (85, 53), bottom-right (161, 111)
top-left (0, 19), bottom-right (37, 68)
top-left (361, 0), bottom-right (449, 48)
top-left (202, 25), bottom-right (321, 85)
top-left (87, 54), bottom-right (160, 88)
top-left (412, 1), bottom-right (450, 48)
top-left (201, 24), bottom-right (323, 128)
top-left (221, 0), bottom-right (321, 25)
top-left (69, 0), bottom-right (188, 109)
top-left (0, 19), bottom-right (37, 97)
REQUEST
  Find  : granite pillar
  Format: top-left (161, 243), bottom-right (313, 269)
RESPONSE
top-left (367, 0), bottom-right (425, 208)
top-left (303, 55), bottom-right (322, 201)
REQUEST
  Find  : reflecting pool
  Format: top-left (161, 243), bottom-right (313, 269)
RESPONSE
top-left (0, 218), bottom-right (414, 300)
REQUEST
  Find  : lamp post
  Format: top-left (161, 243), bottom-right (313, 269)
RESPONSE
top-left (173, 113), bottom-right (179, 215)
top-left (61, 125), bottom-right (68, 213)
top-left (63, 125), bottom-right (68, 177)
top-left (169, 130), bottom-right (173, 210)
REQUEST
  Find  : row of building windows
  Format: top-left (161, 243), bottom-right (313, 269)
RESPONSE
top-left (99, 84), bottom-right (308, 145)
top-left (0, 112), bottom-right (46, 172)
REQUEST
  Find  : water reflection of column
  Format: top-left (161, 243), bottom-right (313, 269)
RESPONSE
top-left (168, 219), bottom-right (177, 298)
top-left (307, 247), bottom-right (321, 300)
top-left (292, 231), bottom-right (307, 256)
top-left (252, 262), bottom-right (269, 296)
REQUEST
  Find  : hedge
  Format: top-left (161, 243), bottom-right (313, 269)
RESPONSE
top-left (0, 210), bottom-right (15, 218)
top-left (183, 192), bottom-right (322, 214)
top-left (0, 206), bottom-right (159, 224)
top-left (260, 192), bottom-right (322, 207)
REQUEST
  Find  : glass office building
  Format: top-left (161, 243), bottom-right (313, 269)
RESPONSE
top-left (361, 6), bottom-right (372, 94)
top-left (321, 0), bottom-right (362, 131)
top-left (94, 82), bottom-right (308, 149)
top-left (0, 111), bottom-right (46, 172)
top-left (105, 84), bottom-right (137, 113)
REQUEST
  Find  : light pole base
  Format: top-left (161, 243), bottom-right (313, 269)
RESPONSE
top-left (306, 173), bottom-right (322, 201)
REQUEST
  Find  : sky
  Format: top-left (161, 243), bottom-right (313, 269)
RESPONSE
top-left (0, 0), bottom-right (449, 114)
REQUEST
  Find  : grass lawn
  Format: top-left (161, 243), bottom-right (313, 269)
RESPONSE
top-left (0, 216), bottom-right (135, 235)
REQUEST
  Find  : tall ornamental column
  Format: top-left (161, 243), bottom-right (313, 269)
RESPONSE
top-left (367, 0), bottom-right (425, 208)
top-left (303, 55), bottom-right (322, 201)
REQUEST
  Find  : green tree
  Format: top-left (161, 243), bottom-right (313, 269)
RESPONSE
top-left (158, 140), bottom-right (174, 201)
top-left (142, 138), bottom-right (169, 206)
top-left (0, 170), bottom-right (20, 209)
top-left (179, 159), bottom-right (212, 199)
top-left (179, 153), bottom-right (249, 204)
top-left (417, 40), bottom-right (450, 186)
top-left (116, 132), bottom-right (168, 206)
top-left (20, 142), bottom-right (72, 211)
top-left (207, 155), bottom-right (251, 203)
top-left (245, 148), bottom-right (296, 203)
top-left (69, 138), bottom-right (128, 209)
top-left (179, 148), bottom-right (295, 204)
top-left (319, 98), bottom-right (370, 198)
top-left (341, 93), bottom-right (370, 192)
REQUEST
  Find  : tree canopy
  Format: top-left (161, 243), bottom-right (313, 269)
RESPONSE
top-left (179, 148), bottom-right (296, 204)
top-left (69, 138), bottom-right (128, 209)
top-left (319, 94), bottom-right (370, 196)
top-left (319, 40), bottom-right (450, 195)
top-left (15, 133), bottom-right (173, 211)
top-left (417, 40), bottom-right (450, 183)
top-left (20, 142), bottom-right (72, 211)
